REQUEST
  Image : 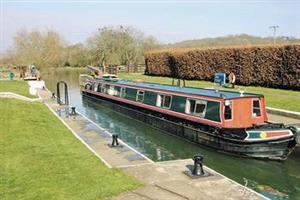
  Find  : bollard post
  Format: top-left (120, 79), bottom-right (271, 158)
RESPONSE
top-left (111, 134), bottom-right (119, 147)
top-left (192, 154), bottom-right (204, 176)
top-left (70, 107), bottom-right (76, 115)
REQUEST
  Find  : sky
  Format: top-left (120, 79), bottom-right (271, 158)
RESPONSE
top-left (1, 0), bottom-right (300, 53)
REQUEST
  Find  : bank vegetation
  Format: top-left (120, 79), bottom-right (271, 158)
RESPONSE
top-left (0, 81), bottom-right (141, 199)
top-left (0, 26), bottom-right (159, 69)
top-left (145, 44), bottom-right (300, 90)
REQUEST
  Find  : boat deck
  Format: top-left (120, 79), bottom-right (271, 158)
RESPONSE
top-left (98, 79), bottom-right (262, 99)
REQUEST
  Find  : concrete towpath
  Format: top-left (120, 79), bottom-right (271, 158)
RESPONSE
top-left (38, 89), bottom-right (266, 200)
top-left (38, 89), bottom-right (152, 168)
top-left (268, 113), bottom-right (300, 125)
top-left (112, 160), bottom-right (265, 200)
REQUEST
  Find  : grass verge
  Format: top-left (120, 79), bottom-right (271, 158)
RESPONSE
top-left (0, 80), bottom-right (36, 98)
top-left (0, 99), bottom-right (141, 200)
top-left (118, 73), bottom-right (300, 112)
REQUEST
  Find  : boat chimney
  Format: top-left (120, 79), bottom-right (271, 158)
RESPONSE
top-left (239, 90), bottom-right (244, 97)
top-left (214, 88), bottom-right (219, 93)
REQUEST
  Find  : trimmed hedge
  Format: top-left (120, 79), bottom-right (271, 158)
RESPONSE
top-left (145, 45), bottom-right (300, 90)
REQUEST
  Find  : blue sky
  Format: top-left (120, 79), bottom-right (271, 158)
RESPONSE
top-left (1, 0), bottom-right (300, 53)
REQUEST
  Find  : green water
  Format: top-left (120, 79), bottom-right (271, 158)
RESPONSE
top-left (43, 68), bottom-right (300, 200)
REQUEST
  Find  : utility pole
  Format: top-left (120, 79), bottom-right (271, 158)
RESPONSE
top-left (269, 25), bottom-right (279, 45)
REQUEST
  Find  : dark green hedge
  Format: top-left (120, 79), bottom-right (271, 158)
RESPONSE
top-left (145, 45), bottom-right (300, 89)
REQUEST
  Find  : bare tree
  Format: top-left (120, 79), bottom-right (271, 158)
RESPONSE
top-left (65, 43), bottom-right (90, 67)
top-left (87, 26), bottom-right (159, 67)
top-left (8, 30), bottom-right (66, 68)
top-left (1, 26), bottom-right (159, 69)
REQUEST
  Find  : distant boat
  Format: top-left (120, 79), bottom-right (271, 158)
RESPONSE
top-left (23, 76), bottom-right (37, 81)
top-left (82, 78), bottom-right (300, 160)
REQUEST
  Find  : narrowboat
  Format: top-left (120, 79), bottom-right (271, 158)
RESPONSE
top-left (82, 78), bottom-right (300, 160)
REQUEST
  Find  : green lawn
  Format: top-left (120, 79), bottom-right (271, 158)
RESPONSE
top-left (0, 80), bottom-right (36, 98)
top-left (0, 99), bottom-right (141, 200)
top-left (118, 73), bottom-right (300, 112)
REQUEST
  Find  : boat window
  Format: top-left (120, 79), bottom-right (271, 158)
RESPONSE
top-left (136, 90), bottom-right (144, 102)
top-left (195, 103), bottom-right (206, 114)
top-left (107, 85), bottom-right (115, 95)
top-left (85, 83), bottom-right (92, 90)
top-left (104, 85), bottom-right (110, 94)
top-left (156, 94), bottom-right (172, 109)
top-left (94, 83), bottom-right (98, 92)
top-left (97, 84), bottom-right (102, 92)
top-left (189, 100), bottom-right (196, 113)
top-left (120, 87), bottom-right (126, 98)
top-left (100, 84), bottom-right (110, 93)
top-left (185, 99), bottom-right (207, 117)
top-left (112, 87), bottom-right (119, 96)
top-left (224, 101), bottom-right (232, 120)
top-left (252, 99), bottom-right (261, 117)
top-left (163, 95), bottom-right (172, 108)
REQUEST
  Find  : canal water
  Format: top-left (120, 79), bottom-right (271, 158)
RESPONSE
top-left (43, 68), bottom-right (300, 200)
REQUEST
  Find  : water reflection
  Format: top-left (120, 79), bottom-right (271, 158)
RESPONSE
top-left (81, 97), bottom-right (300, 200)
top-left (43, 68), bottom-right (300, 200)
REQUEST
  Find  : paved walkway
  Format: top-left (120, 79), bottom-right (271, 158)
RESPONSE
top-left (268, 113), bottom-right (300, 125)
top-left (112, 160), bottom-right (265, 200)
top-left (0, 91), bottom-right (41, 102)
top-left (38, 89), bottom-right (266, 200)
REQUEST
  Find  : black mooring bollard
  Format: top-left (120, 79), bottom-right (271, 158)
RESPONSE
top-left (111, 134), bottom-right (119, 146)
top-left (192, 154), bottom-right (204, 176)
top-left (70, 107), bottom-right (76, 115)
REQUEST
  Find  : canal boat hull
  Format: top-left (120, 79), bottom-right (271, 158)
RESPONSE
top-left (82, 91), bottom-right (296, 160)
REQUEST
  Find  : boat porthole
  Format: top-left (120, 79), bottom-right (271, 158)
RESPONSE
top-left (85, 84), bottom-right (91, 90)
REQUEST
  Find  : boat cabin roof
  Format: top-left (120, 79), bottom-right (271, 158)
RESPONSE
top-left (97, 79), bottom-right (263, 99)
